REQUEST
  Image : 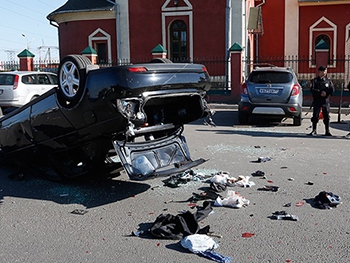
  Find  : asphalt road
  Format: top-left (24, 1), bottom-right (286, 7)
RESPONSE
top-left (0, 109), bottom-right (349, 263)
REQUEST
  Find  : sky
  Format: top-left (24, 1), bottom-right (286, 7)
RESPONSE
top-left (0, 0), bottom-right (68, 62)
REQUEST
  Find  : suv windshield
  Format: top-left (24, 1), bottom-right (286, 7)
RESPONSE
top-left (249, 71), bottom-right (293, 84)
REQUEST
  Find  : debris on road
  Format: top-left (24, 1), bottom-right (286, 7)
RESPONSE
top-left (149, 201), bottom-right (212, 239)
top-left (210, 172), bottom-right (255, 189)
top-left (192, 191), bottom-right (222, 202)
top-left (241, 232), bottom-right (255, 238)
top-left (314, 191), bottom-right (342, 209)
top-left (296, 201), bottom-right (305, 207)
top-left (271, 211), bottom-right (299, 221)
top-left (257, 157), bottom-right (272, 163)
top-left (162, 169), bottom-right (208, 188)
top-left (181, 234), bottom-right (232, 263)
top-left (251, 170), bottom-right (265, 177)
top-left (132, 230), bottom-right (144, 237)
top-left (258, 185), bottom-right (279, 192)
top-left (214, 190), bottom-right (250, 208)
top-left (71, 209), bottom-right (88, 215)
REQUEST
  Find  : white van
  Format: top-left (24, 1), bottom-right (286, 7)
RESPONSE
top-left (0, 71), bottom-right (58, 108)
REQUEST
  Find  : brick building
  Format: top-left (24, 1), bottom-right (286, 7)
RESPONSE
top-left (47, 0), bottom-right (350, 103)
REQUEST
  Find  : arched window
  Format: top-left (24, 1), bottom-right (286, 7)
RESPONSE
top-left (314, 34), bottom-right (331, 64)
top-left (315, 34), bottom-right (330, 48)
top-left (170, 20), bottom-right (187, 61)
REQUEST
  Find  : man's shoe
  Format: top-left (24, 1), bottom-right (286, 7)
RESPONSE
top-left (325, 131), bottom-right (332, 136)
top-left (308, 130), bottom-right (317, 136)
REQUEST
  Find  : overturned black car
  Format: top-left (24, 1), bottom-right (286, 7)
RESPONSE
top-left (0, 55), bottom-right (212, 180)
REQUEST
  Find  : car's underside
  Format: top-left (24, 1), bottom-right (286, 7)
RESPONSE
top-left (0, 55), bottom-right (213, 181)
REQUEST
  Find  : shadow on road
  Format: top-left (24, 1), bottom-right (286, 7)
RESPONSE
top-left (0, 165), bottom-right (150, 208)
top-left (190, 109), bottom-right (350, 139)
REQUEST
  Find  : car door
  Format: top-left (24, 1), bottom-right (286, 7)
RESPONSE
top-left (37, 73), bottom-right (56, 93)
top-left (20, 73), bottom-right (38, 104)
top-left (22, 73), bottom-right (56, 104)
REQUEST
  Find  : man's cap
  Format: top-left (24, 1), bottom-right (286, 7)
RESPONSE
top-left (318, 65), bottom-right (327, 71)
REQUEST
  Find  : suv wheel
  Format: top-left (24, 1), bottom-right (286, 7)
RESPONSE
top-left (293, 114), bottom-right (302, 126)
top-left (238, 112), bottom-right (249, 124)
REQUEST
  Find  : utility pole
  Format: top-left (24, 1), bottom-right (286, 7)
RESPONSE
top-left (5, 50), bottom-right (15, 62)
top-left (38, 45), bottom-right (59, 61)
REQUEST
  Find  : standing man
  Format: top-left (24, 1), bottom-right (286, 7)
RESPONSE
top-left (308, 65), bottom-right (335, 136)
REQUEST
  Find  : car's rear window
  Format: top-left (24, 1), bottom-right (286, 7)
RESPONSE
top-left (249, 71), bottom-right (293, 84)
top-left (0, 74), bottom-right (15, 85)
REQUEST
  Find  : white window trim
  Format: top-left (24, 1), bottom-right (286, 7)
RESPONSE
top-left (309, 16), bottom-right (337, 68)
top-left (345, 23), bottom-right (350, 44)
top-left (162, 11), bottom-right (193, 60)
top-left (88, 28), bottom-right (112, 62)
top-left (161, 0), bottom-right (192, 11)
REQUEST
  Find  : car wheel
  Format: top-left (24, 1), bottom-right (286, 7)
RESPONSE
top-left (30, 95), bottom-right (38, 101)
top-left (238, 112), bottom-right (249, 124)
top-left (57, 55), bottom-right (92, 107)
top-left (293, 113), bottom-right (302, 126)
top-left (149, 58), bottom-right (173, 63)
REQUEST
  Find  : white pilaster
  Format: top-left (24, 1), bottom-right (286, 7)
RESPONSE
top-left (284, 0), bottom-right (299, 58)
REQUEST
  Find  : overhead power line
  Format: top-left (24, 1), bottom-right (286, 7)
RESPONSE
top-left (4, 0), bottom-right (48, 17)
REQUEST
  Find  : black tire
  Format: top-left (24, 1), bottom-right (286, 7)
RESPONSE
top-left (238, 112), bottom-right (249, 124)
top-left (57, 55), bottom-right (92, 107)
top-left (30, 95), bottom-right (39, 101)
top-left (149, 58), bottom-right (173, 63)
top-left (293, 113), bottom-right (302, 126)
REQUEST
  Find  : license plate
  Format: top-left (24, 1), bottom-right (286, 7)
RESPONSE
top-left (259, 88), bottom-right (279, 94)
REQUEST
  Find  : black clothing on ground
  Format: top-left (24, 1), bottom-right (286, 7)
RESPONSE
top-left (150, 201), bottom-right (212, 239)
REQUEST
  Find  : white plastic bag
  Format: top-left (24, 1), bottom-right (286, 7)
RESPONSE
top-left (181, 234), bottom-right (218, 253)
top-left (214, 190), bottom-right (250, 208)
top-left (232, 175), bottom-right (255, 188)
top-left (210, 171), bottom-right (236, 185)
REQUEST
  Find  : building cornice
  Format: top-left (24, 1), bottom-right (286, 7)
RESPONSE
top-left (299, 0), bottom-right (350, 6)
top-left (49, 10), bottom-right (115, 24)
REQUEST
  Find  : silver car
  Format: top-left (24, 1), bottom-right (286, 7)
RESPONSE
top-left (238, 67), bottom-right (303, 126)
top-left (0, 71), bottom-right (58, 108)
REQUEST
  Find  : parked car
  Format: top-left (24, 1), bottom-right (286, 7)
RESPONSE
top-left (0, 55), bottom-right (212, 181)
top-left (0, 71), bottom-right (58, 108)
top-left (238, 66), bottom-right (303, 126)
